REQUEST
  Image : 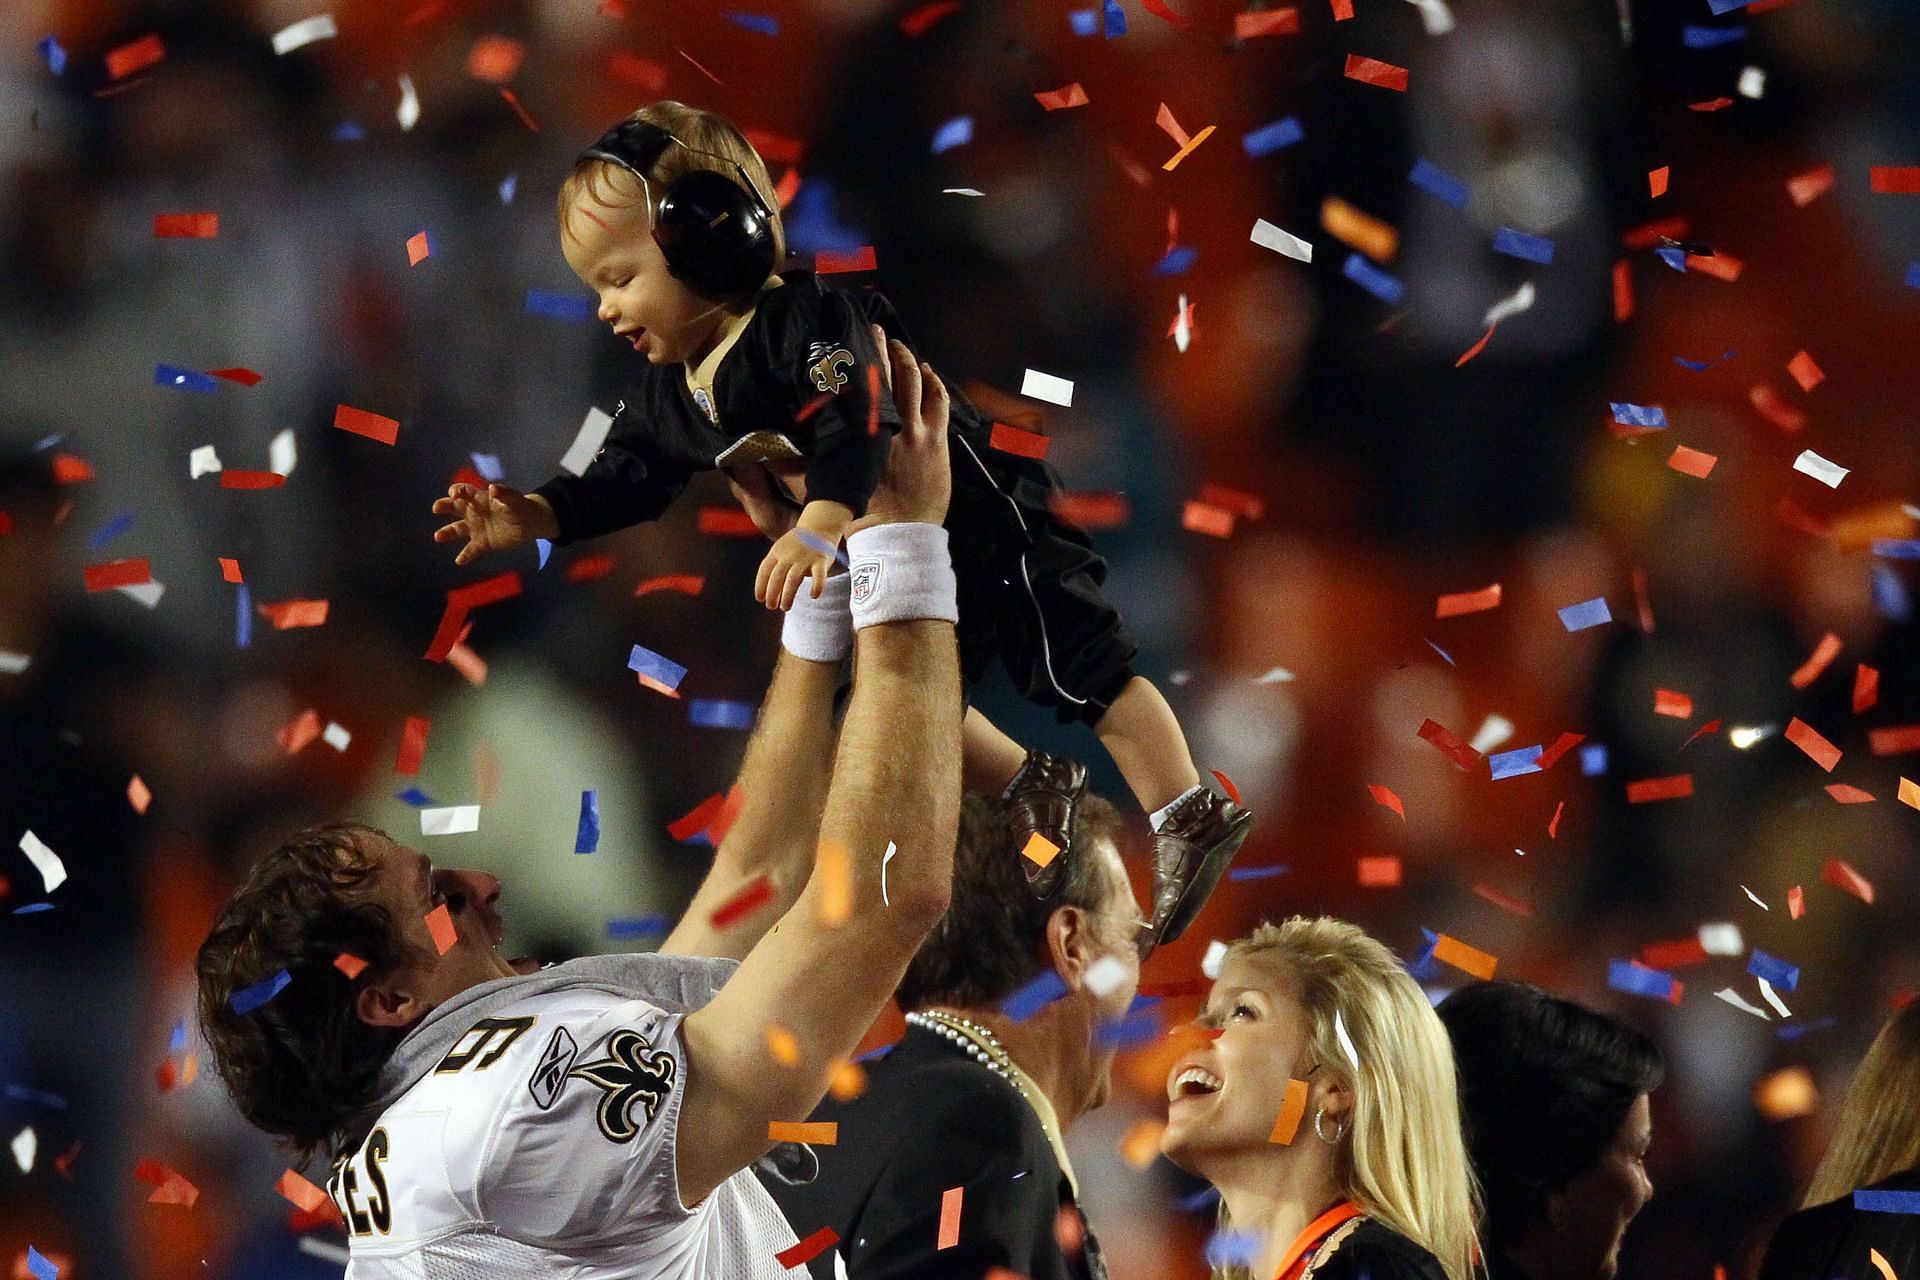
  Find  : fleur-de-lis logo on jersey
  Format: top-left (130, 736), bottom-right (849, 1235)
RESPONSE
top-left (807, 342), bottom-right (856, 395)
top-left (567, 1029), bottom-right (676, 1143)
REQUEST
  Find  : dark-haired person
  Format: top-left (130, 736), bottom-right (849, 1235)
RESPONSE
top-left (197, 338), bottom-right (962, 1277)
top-left (1757, 999), bottom-right (1920, 1280)
top-left (761, 787), bottom-right (1155, 1279)
top-left (1437, 980), bottom-right (1665, 1280)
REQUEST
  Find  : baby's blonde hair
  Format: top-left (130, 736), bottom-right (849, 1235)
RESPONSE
top-left (557, 100), bottom-right (785, 263)
top-left (1214, 918), bottom-right (1480, 1280)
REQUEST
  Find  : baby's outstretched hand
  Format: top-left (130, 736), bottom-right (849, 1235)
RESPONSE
top-left (431, 483), bottom-right (557, 567)
top-left (754, 528), bottom-right (838, 611)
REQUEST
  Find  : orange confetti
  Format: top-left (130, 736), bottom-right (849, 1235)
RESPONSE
top-left (1034, 83), bottom-right (1090, 111)
top-left (1686, 251), bottom-right (1743, 281)
top-left (467, 34), bottom-right (525, 84)
top-left (1118, 1119), bottom-right (1166, 1168)
top-left (1321, 197), bottom-right (1398, 262)
top-left (1235, 8), bottom-right (1300, 37)
top-left (1435, 583), bottom-right (1502, 617)
top-left (1900, 778), bottom-right (1920, 810)
top-left (1826, 783), bottom-right (1874, 804)
top-left (816, 840), bottom-right (852, 927)
top-left (767, 1121), bottom-right (837, 1144)
top-left (1789, 633), bottom-right (1843, 689)
top-left (1854, 665), bottom-right (1880, 713)
top-left (1626, 775), bottom-right (1693, 803)
top-left (1823, 858), bottom-right (1875, 903)
top-left (1654, 689), bottom-right (1694, 719)
top-left (1667, 445), bottom-right (1718, 478)
top-left (1455, 325), bottom-right (1496, 367)
top-left (1181, 501), bottom-right (1235, 537)
top-left (1787, 350), bottom-right (1824, 392)
top-left (127, 775), bottom-right (151, 815)
top-left (1787, 165), bottom-right (1833, 207)
top-left (1049, 492), bottom-right (1130, 529)
top-left (153, 212), bottom-right (218, 238)
top-left (218, 556), bottom-right (243, 582)
top-left (1331, 0), bottom-right (1355, 19)
top-left (899, 0), bottom-right (962, 36)
top-left (1750, 382), bottom-right (1807, 432)
top-left (1432, 934), bottom-right (1498, 980)
top-left (1788, 886), bottom-right (1805, 919)
top-left (1198, 484), bottom-right (1264, 520)
top-left (1368, 784), bottom-right (1405, 821)
top-left (424, 903), bottom-right (458, 955)
top-left (275, 1168), bottom-right (330, 1212)
top-left (938, 1185), bottom-right (965, 1250)
top-left (1161, 125), bottom-right (1217, 172)
top-left (1343, 55), bottom-right (1408, 92)
top-left (334, 952), bottom-right (369, 979)
top-left (1649, 166), bottom-right (1670, 197)
top-left (1021, 832), bottom-right (1062, 870)
top-left (1268, 1077), bottom-right (1310, 1144)
top-left (257, 598), bottom-right (329, 630)
top-left (765, 1023), bottom-right (800, 1067)
top-left (1357, 856), bottom-right (1401, 887)
top-left (1871, 726), bottom-right (1920, 756)
top-left (107, 33), bottom-right (167, 79)
top-left (1868, 1248), bottom-right (1897, 1280)
top-left (1785, 717), bottom-right (1842, 772)
top-left (406, 231), bottom-right (432, 266)
top-left (829, 1060), bottom-right (867, 1101)
top-left (1154, 102), bottom-right (1193, 148)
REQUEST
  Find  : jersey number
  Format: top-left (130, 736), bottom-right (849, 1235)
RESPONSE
top-left (433, 1015), bottom-right (536, 1074)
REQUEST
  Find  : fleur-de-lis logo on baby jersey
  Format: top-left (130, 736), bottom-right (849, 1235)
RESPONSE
top-left (807, 342), bottom-right (856, 395)
top-left (567, 1029), bottom-right (676, 1143)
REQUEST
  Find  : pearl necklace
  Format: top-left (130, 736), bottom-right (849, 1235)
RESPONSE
top-left (905, 1010), bottom-right (1034, 1106)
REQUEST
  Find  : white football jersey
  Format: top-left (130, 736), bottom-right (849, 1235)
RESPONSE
top-left (329, 984), bottom-right (800, 1278)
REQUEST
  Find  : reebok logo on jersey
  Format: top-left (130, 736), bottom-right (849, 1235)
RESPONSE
top-left (528, 1026), bottom-right (579, 1111)
top-left (807, 343), bottom-right (856, 395)
top-left (568, 1029), bottom-right (676, 1143)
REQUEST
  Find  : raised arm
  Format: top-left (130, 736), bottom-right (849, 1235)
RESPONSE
top-left (676, 340), bottom-right (960, 1208)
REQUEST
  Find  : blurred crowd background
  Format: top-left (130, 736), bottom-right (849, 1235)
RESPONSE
top-left (2, 0), bottom-right (1919, 1276)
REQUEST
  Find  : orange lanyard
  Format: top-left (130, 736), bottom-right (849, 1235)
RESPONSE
top-left (1273, 1201), bottom-right (1364, 1280)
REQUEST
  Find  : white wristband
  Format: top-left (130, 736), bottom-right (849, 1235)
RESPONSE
top-left (846, 523), bottom-right (958, 630)
top-left (781, 570), bottom-right (853, 662)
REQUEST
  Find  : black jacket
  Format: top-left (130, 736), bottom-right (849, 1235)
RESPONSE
top-left (1308, 1219), bottom-right (1450, 1280)
top-left (759, 1025), bottom-right (1106, 1279)
top-left (1758, 1168), bottom-right (1920, 1280)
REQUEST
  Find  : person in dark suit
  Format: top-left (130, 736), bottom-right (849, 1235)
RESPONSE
top-left (1758, 1000), bottom-right (1920, 1280)
top-left (760, 788), bottom-right (1155, 1279)
top-left (1437, 981), bottom-right (1664, 1280)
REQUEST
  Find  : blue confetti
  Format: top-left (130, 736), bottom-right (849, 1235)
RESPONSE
top-left (629, 644), bottom-right (689, 692)
top-left (1683, 24), bottom-right (1747, 48)
top-left (575, 789), bottom-right (602, 854)
top-left (1408, 159), bottom-right (1469, 210)
top-left (1579, 744), bottom-right (1609, 776)
top-left (1747, 949), bottom-right (1800, 992)
top-left (1873, 539), bottom-right (1920, 560)
top-left (37, 35), bottom-right (66, 75)
top-left (4, 1086), bottom-right (67, 1109)
top-left (1492, 227), bottom-right (1556, 265)
top-left (930, 115), bottom-right (974, 155)
top-left (1674, 356), bottom-right (1713, 372)
top-left (169, 1019), bottom-right (188, 1054)
top-left (1204, 1230), bottom-right (1266, 1269)
top-left (235, 582), bottom-right (252, 649)
top-left (1610, 401), bottom-right (1668, 428)
top-left (1489, 745), bottom-right (1545, 780)
top-left (25, 1246), bottom-right (56, 1280)
top-left (1153, 245), bottom-right (1199, 276)
top-left (1343, 253), bottom-right (1406, 305)
top-left (536, 538), bottom-right (552, 570)
top-left (722, 10), bottom-right (780, 35)
top-left (500, 173), bottom-right (518, 205)
top-left (395, 787), bottom-right (436, 807)
top-left (783, 179), bottom-right (867, 255)
top-left (1242, 117), bottom-right (1304, 158)
top-left (1069, 8), bottom-right (1100, 36)
top-left (1228, 863), bottom-right (1290, 882)
top-left (1557, 596), bottom-right (1613, 632)
top-left (524, 290), bottom-right (593, 322)
top-left (1708, 0), bottom-right (1752, 11)
top-left (606, 915), bottom-right (672, 940)
top-left (1103, 0), bottom-right (1127, 37)
top-left (86, 511), bottom-right (134, 550)
top-left (1426, 638), bottom-right (1457, 667)
top-left (1657, 246), bottom-right (1689, 272)
top-left (1777, 1016), bottom-right (1835, 1041)
top-left (155, 364), bottom-right (219, 393)
top-left (1607, 960), bottom-right (1675, 1001)
top-left (1001, 969), bottom-right (1070, 1021)
top-left (1872, 562), bottom-right (1912, 622)
top-left (854, 1041), bottom-right (895, 1063)
top-left (688, 698), bottom-right (755, 729)
top-left (230, 968), bottom-right (292, 1015)
top-left (12, 904), bottom-right (54, 915)
top-left (1854, 1188), bottom-right (1920, 1214)
top-left (330, 121), bottom-right (366, 142)
top-left (471, 453), bottom-right (504, 482)
top-left (1094, 997), bottom-right (1162, 1049)
top-left (794, 528), bottom-right (850, 566)
top-left (1173, 1184), bottom-right (1222, 1212)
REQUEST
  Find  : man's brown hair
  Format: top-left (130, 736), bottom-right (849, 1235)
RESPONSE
top-left (896, 790), bottom-right (1127, 1012)
top-left (558, 99), bottom-right (786, 264)
top-left (196, 824), bottom-right (427, 1162)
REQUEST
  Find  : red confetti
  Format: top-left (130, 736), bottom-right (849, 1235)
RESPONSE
top-left (1823, 858), bottom-right (1875, 904)
top-left (1654, 689), bottom-right (1694, 719)
top-left (1641, 937), bottom-right (1708, 970)
top-left (83, 558), bottom-right (151, 592)
top-left (1050, 492), bottom-right (1130, 529)
top-left (1417, 718), bottom-right (1482, 770)
top-left (1668, 445), bottom-right (1718, 479)
top-left (1789, 632), bottom-right (1842, 689)
top-left (334, 404), bottom-right (400, 446)
top-left (498, 87), bottom-right (540, 133)
top-left (1035, 83), bottom-right (1090, 111)
top-left (1141, 0), bottom-right (1189, 25)
top-left (257, 599), bottom-right (329, 630)
top-left (634, 574), bottom-right (705, 597)
top-left (1785, 717), bottom-right (1842, 772)
top-left (776, 1227), bottom-right (841, 1269)
top-left (1750, 382), bottom-right (1807, 432)
top-left (989, 422), bottom-right (1050, 460)
top-left (1235, 8), bottom-right (1300, 38)
top-left (1368, 784), bottom-right (1405, 821)
top-left (1649, 166), bottom-right (1670, 197)
top-left (710, 874), bottom-right (776, 930)
top-left (467, 34), bottom-right (525, 84)
top-left (1683, 718), bottom-right (1724, 748)
top-left (425, 571), bottom-right (522, 661)
top-left (1825, 784), bottom-right (1875, 805)
top-left (220, 470), bottom-right (286, 489)
top-left (1788, 886), bottom-right (1805, 919)
top-left (1787, 350), bottom-right (1825, 392)
top-left (1331, 0), bottom-right (1354, 17)
top-left (1455, 325), bottom-right (1496, 367)
top-left (1632, 567), bottom-right (1655, 633)
top-left (816, 246), bottom-right (878, 274)
top-left (1854, 665), bottom-right (1880, 713)
top-left (1787, 165), bottom-right (1833, 206)
top-left (218, 557), bottom-right (243, 583)
top-left (1210, 768), bottom-right (1241, 806)
top-left (667, 792), bottom-right (730, 843)
top-left (699, 507), bottom-right (762, 537)
top-left (395, 716), bottom-right (430, 775)
top-left (1181, 501), bottom-right (1235, 538)
top-left (607, 52), bottom-right (669, 91)
top-left (1471, 882), bottom-right (1535, 918)
top-left (153, 212), bottom-right (218, 238)
top-left (278, 709), bottom-right (321, 755)
top-left (1357, 856), bottom-right (1401, 887)
top-left (1689, 97), bottom-right (1735, 112)
top-left (1613, 260), bottom-right (1634, 322)
top-left (1548, 800), bottom-right (1565, 839)
top-left (1869, 725), bottom-right (1920, 756)
top-left (899, 0), bottom-right (963, 36)
top-left (1869, 166), bottom-right (1920, 195)
top-left (1687, 252), bottom-right (1743, 281)
top-left (276, 1168), bottom-right (330, 1212)
top-left (1343, 55), bottom-right (1408, 92)
top-left (134, 1157), bottom-right (200, 1208)
top-left (1198, 484), bottom-right (1264, 520)
top-left (564, 553), bottom-right (618, 583)
top-left (425, 903), bottom-right (458, 955)
top-left (1435, 583), bottom-right (1502, 617)
top-left (1626, 775), bottom-right (1693, 803)
top-left (334, 952), bottom-right (369, 979)
top-left (107, 33), bottom-right (167, 79)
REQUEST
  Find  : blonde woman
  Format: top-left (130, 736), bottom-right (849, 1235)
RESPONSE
top-left (1162, 917), bottom-right (1479, 1280)
top-left (1758, 1000), bottom-right (1920, 1279)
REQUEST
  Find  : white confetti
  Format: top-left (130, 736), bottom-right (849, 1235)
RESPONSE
top-left (880, 840), bottom-right (898, 906)
top-left (0, 650), bottom-right (30, 675)
top-left (942, 188), bottom-right (986, 197)
top-left (1332, 1007), bottom-right (1361, 1073)
top-left (1715, 987), bottom-right (1772, 1020)
top-left (1085, 954), bottom-right (1131, 998)
top-left (297, 1236), bottom-right (351, 1266)
top-left (188, 444), bottom-right (223, 478)
top-left (1169, 670), bottom-right (1193, 685)
top-left (270, 428), bottom-right (297, 477)
top-left (1019, 369), bottom-right (1075, 407)
top-left (1758, 978), bottom-right (1793, 1020)
top-left (10, 1127), bottom-right (35, 1174)
top-left (1251, 218), bottom-right (1313, 263)
top-left (270, 14), bottom-right (338, 55)
top-left (19, 830), bottom-right (66, 893)
top-left (1172, 293), bottom-right (1192, 353)
top-left (1201, 939), bottom-right (1229, 980)
top-left (1698, 922), bottom-right (1743, 956)
top-left (397, 73), bottom-right (420, 132)
top-left (560, 407), bottom-right (614, 477)
top-left (1741, 884), bottom-right (1771, 911)
top-left (322, 722), bottom-right (351, 752)
top-left (1253, 667), bottom-right (1295, 684)
top-left (420, 805), bottom-right (480, 836)
top-left (116, 580), bottom-right (165, 609)
top-left (1406, 0), bottom-right (1455, 36)
top-left (1792, 449), bottom-right (1849, 489)
top-left (1470, 714), bottom-right (1515, 755)
top-left (1738, 66), bottom-right (1766, 99)
top-left (1483, 281), bottom-right (1536, 328)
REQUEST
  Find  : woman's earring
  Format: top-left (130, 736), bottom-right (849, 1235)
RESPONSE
top-left (1312, 1106), bottom-right (1351, 1144)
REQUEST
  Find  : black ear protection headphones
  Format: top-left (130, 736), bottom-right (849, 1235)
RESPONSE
top-left (579, 119), bottom-right (778, 304)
